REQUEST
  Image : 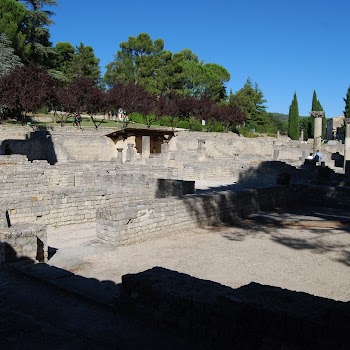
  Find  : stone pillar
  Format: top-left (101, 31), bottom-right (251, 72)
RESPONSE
top-left (277, 130), bottom-right (280, 139)
top-left (344, 118), bottom-right (350, 172)
top-left (197, 139), bottom-right (206, 161)
top-left (161, 140), bottom-right (169, 154)
top-left (311, 111), bottom-right (324, 153)
top-left (126, 143), bottom-right (134, 162)
top-left (142, 136), bottom-right (150, 160)
top-left (300, 130), bottom-right (304, 142)
top-left (117, 148), bottom-right (123, 164)
top-left (302, 150), bottom-right (307, 163)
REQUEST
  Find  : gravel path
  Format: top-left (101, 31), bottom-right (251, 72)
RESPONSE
top-left (48, 207), bottom-right (350, 302)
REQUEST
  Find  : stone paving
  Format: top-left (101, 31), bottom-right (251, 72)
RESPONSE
top-left (45, 206), bottom-right (350, 302)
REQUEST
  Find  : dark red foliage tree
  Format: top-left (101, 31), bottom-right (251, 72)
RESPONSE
top-left (217, 103), bottom-right (245, 131)
top-left (155, 92), bottom-right (181, 129)
top-left (107, 83), bottom-right (156, 116)
top-left (55, 77), bottom-right (106, 128)
top-left (193, 96), bottom-right (219, 120)
top-left (0, 63), bottom-right (55, 123)
top-left (84, 83), bottom-right (107, 129)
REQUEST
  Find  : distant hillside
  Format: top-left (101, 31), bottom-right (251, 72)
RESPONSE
top-left (270, 113), bottom-right (309, 121)
top-left (269, 113), bottom-right (288, 122)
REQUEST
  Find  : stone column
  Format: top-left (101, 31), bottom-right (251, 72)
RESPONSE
top-left (117, 148), bottom-right (123, 164)
top-left (197, 139), bottom-right (206, 161)
top-left (311, 111), bottom-right (324, 153)
top-left (277, 130), bottom-right (280, 139)
top-left (142, 136), bottom-right (150, 160)
top-left (300, 130), bottom-right (304, 142)
top-left (126, 143), bottom-right (134, 162)
top-left (344, 118), bottom-right (350, 172)
top-left (302, 150), bottom-right (307, 163)
top-left (161, 140), bottom-right (169, 154)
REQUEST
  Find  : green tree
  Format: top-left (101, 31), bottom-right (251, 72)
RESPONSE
top-left (67, 43), bottom-right (100, 82)
top-left (104, 33), bottom-right (163, 87)
top-left (344, 87), bottom-right (350, 118)
top-left (180, 59), bottom-right (230, 101)
top-left (0, 0), bottom-right (28, 60)
top-left (18, 0), bottom-right (57, 66)
top-left (51, 41), bottom-right (74, 79)
top-left (288, 92), bottom-right (300, 140)
top-left (104, 32), bottom-right (184, 96)
top-left (229, 78), bottom-right (268, 130)
top-left (104, 33), bottom-right (230, 101)
top-left (299, 117), bottom-right (310, 141)
top-left (0, 33), bottom-right (23, 77)
top-left (309, 90), bottom-right (326, 138)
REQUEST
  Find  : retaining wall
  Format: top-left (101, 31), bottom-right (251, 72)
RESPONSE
top-left (96, 185), bottom-right (303, 246)
top-left (118, 267), bottom-right (350, 349)
top-left (1, 176), bottom-right (194, 227)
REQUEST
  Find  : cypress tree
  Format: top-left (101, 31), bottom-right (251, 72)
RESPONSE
top-left (344, 87), bottom-right (350, 118)
top-left (288, 92), bottom-right (300, 140)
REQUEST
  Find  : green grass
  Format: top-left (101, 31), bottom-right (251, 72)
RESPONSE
top-left (0, 113), bottom-right (172, 130)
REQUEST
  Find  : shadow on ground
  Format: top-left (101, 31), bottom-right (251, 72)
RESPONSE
top-left (218, 206), bottom-right (350, 267)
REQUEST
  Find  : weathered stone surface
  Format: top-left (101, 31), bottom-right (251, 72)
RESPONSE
top-left (0, 223), bottom-right (47, 264)
top-left (118, 267), bottom-right (350, 349)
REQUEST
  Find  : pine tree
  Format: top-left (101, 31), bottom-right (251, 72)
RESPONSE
top-left (288, 92), bottom-right (300, 140)
top-left (229, 78), bottom-right (268, 130)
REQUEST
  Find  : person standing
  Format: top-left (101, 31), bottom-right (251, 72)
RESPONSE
top-left (77, 113), bottom-right (82, 129)
top-left (313, 149), bottom-right (323, 163)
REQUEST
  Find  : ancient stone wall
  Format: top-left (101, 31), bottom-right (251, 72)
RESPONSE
top-left (0, 156), bottom-right (193, 227)
top-left (118, 267), bottom-right (350, 349)
top-left (96, 186), bottom-right (303, 246)
top-left (304, 185), bottom-right (350, 208)
top-left (0, 126), bottom-right (117, 163)
top-left (0, 223), bottom-right (47, 265)
top-left (1, 126), bottom-right (345, 172)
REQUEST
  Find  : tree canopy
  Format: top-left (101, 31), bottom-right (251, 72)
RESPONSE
top-left (0, 33), bottom-right (23, 77)
top-left (229, 78), bottom-right (268, 129)
top-left (0, 0), bottom-right (28, 60)
top-left (66, 43), bottom-right (100, 82)
top-left (103, 33), bottom-right (230, 102)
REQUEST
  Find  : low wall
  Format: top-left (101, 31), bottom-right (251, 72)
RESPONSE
top-left (0, 223), bottom-right (47, 265)
top-left (118, 267), bottom-right (350, 349)
top-left (305, 185), bottom-right (350, 208)
top-left (1, 179), bottom-right (194, 227)
top-left (96, 186), bottom-right (303, 246)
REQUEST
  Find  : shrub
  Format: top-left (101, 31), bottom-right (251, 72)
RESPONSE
top-left (190, 120), bottom-right (203, 131)
top-left (177, 120), bottom-right (190, 129)
top-left (128, 112), bottom-right (143, 124)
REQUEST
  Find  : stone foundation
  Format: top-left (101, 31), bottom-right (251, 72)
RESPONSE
top-left (0, 223), bottom-right (47, 265)
top-left (96, 186), bottom-right (302, 246)
top-left (118, 267), bottom-right (350, 349)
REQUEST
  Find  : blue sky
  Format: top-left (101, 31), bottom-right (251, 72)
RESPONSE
top-left (49, 0), bottom-right (349, 117)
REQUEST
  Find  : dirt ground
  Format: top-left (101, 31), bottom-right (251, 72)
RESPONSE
top-left (48, 206), bottom-right (350, 302)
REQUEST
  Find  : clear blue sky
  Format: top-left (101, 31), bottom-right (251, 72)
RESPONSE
top-left (49, 0), bottom-right (349, 118)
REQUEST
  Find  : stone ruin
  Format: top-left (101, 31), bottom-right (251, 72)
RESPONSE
top-left (0, 124), bottom-right (349, 263)
top-left (1, 125), bottom-right (349, 347)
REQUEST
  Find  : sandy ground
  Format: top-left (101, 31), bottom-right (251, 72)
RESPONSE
top-left (48, 206), bottom-right (350, 302)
